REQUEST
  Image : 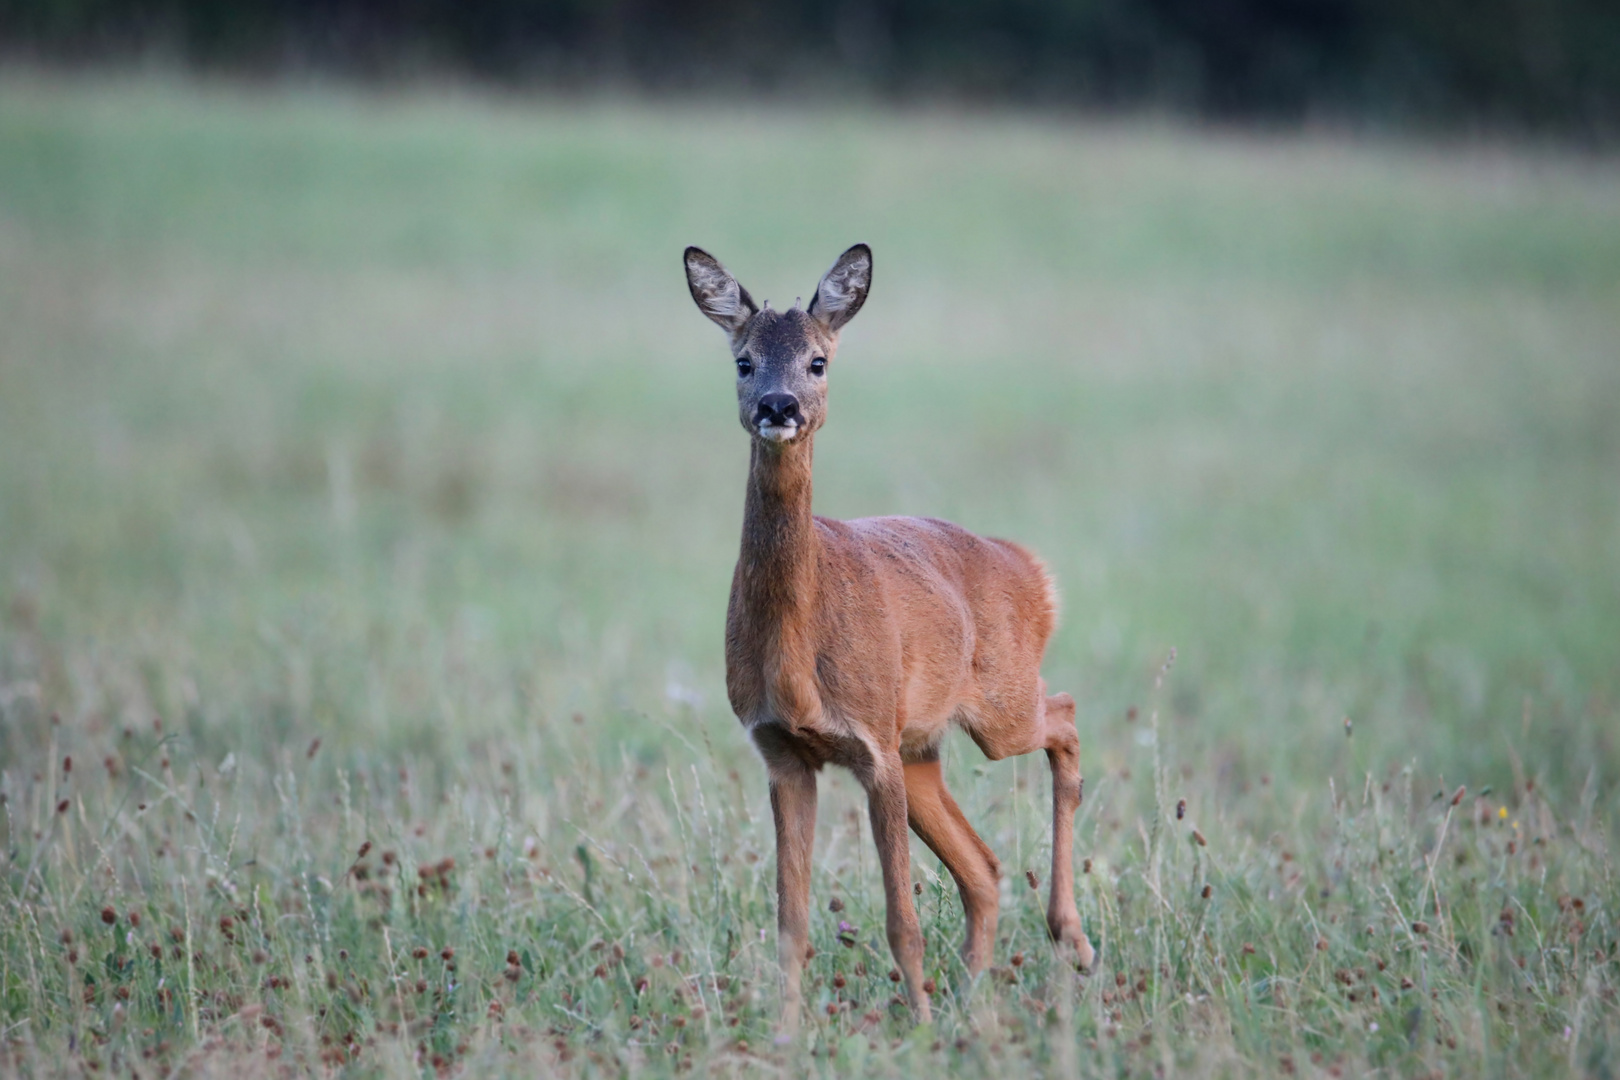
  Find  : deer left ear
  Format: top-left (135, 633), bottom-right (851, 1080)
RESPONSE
top-left (685, 246), bottom-right (758, 343)
top-left (808, 244), bottom-right (872, 333)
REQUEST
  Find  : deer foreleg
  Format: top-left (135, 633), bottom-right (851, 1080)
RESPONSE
top-left (904, 758), bottom-right (1001, 976)
top-left (769, 763), bottom-right (817, 1035)
top-left (866, 758), bottom-right (932, 1023)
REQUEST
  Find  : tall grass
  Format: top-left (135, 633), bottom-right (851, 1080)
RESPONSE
top-left (0, 74), bottom-right (1616, 1076)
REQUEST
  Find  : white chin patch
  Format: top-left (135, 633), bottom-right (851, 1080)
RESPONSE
top-left (757, 423), bottom-right (799, 443)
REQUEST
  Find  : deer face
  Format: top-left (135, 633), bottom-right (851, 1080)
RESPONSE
top-left (685, 245), bottom-right (872, 445)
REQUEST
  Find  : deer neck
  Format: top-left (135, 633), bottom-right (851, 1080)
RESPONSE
top-left (734, 434), bottom-right (822, 725)
top-left (738, 435), bottom-right (819, 634)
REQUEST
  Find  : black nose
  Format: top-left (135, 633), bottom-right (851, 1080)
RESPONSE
top-left (757, 393), bottom-right (800, 424)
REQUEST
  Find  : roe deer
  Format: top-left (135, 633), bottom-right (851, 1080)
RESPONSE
top-left (684, 244), bottom-right (1094, 1029)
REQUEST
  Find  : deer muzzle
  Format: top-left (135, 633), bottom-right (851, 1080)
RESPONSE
top-left (755, 393), bottom-right (802, 441)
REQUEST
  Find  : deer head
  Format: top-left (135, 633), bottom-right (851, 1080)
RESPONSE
top-left (684, 244), bottom-right (872, 445)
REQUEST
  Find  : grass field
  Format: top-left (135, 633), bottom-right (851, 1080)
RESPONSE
top-left (1, 74), bottom-right (1618, 1077)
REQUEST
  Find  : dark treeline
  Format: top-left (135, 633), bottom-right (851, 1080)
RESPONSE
top-left (4, 0), bottom-right (1618, 135)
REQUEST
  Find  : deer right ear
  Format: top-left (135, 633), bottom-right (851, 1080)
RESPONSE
top-left (808, 244), bottom-right (872, 333)
top-left (684, 247), bottom-right (757, 342)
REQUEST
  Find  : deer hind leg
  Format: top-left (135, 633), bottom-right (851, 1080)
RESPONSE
top-left (903, 758), bottom-right (1001, 976)
top-left (864, 755), bottom-right (932, 1023)
top-left (767, 760), bottom-right (818, 1035)
top-left (1040, 688), bottom-right (1096, 971)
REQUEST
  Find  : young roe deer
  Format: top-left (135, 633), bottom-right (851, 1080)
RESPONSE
top-left (684, 244), bottom-right (1095, 1028)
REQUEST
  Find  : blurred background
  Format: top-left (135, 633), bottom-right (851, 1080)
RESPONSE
top-left (1, 0), bottom-right (1618, 853)
top-left (5, 0), bottom-right (1620, 135)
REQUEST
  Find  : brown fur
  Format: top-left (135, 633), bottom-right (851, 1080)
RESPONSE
top-left (686, 244), bottom-right (1094, 1031)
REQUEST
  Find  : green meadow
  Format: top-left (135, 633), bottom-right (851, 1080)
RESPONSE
top-left (1, 75), bottom-right (1617, 1076)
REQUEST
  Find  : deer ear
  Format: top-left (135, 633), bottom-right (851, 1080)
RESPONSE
top-left (684, 247), bottom-right (757, 340)
top-left (808, 244), bottom-right (872, 332)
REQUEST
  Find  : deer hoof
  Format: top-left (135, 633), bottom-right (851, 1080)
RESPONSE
top-left (1049, 913), bottom-right (1095, 972)
top-left (1073, 932), bottom-right (1097, 974)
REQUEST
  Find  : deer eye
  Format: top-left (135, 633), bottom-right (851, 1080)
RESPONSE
top-left (736, 356), bottom-right (753, 376)
top-left (809, 357), bottom-right (826, 376)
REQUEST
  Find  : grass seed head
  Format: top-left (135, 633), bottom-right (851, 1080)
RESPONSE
top-left (828, 896), bottom-right (844, 912)
top-left (1176, 799), bottom-right (1187, 820)
top-left (100, 906), bottom-right (116, 925)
